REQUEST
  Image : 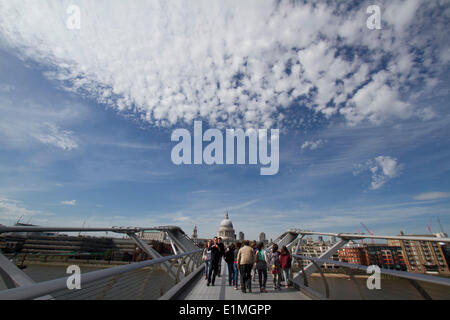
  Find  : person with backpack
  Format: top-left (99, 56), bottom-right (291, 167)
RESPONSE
top-left (280, 245), bottom-right (292, 288)
top-left (202, 240), bottom-right (212, 280)
top-left (270, 244), bottom-right (282, 290)
top-left (255, 242), bottom-right (268, 293)
top-left (224, 244), bottom-right (236, 286)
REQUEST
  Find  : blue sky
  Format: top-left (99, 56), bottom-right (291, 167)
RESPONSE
top-left (0, 0), bottom-right (449, 240)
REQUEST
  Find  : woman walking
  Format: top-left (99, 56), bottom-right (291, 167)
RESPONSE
top-left (224, 244), bottom-right (236, 286)
top-left (270, 244), bottom-right (282, 290)
top-left (233, 242), bottom-right (241, 290)
top-left (280, 246), bottom-right (292, 288)
top-left (255, 242), bottom-right (268, 293)
top-left (202, 240), bottom-right (212, 280)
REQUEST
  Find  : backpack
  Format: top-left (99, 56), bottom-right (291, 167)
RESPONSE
top-left (257, 249), bottom-right (266, 262)
top-left (271, 251), bottom-right (281, 267)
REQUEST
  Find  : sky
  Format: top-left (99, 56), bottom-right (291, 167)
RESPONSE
top-left (0, 0), bottom-right (449, 241)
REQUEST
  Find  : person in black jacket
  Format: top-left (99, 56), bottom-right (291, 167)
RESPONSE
top-left (217, 237), bottom-right (225, 277)
top-left (224, 244), bottom-right (235, 286)
top-left (207, 237), bottom-right (221, 286)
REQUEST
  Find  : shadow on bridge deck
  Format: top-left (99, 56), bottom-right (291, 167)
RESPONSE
top-left (180, 260), bottom-right (310, 300)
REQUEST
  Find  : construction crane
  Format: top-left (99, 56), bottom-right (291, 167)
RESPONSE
top-left (437, 217), bottom-right (446, 235)
top-left (356, 226), bottom-right (364, 245)
top-left (427, 218), bottom-right (433, 235)
top-left (360, 222), bottom-right (374, 244)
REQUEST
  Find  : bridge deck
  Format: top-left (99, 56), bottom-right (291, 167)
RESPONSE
top-left (182, 260), bottom-right (310, 300)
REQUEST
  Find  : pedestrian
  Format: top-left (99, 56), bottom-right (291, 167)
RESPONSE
top-left (224, 244), bottom-right (235, 286)
top-left (207, 237), bottom-right (221, 286)
top-left (280, 246), bottom-right (292, 288)
top-left (233, 241), bottom-right (241, 290)
top-left (270, 244), bottom-right (282, 290)
top-left (255, 242), bottom-right (268, 293)
top-left (217, 237), bottom-right (225, 277)
top-left (202, 240), bottom-right (212, 280)
top-left (250, 241), bottom-right (258, 282)
top-left (237, 240), bottom-right (255, 293)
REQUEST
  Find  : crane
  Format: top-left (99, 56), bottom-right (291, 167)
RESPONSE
top-left (356, 226), bottom-right (364, 245)
top-left (360, 222), bottom-right (374, 244)
top-left (437, 217), bottom-right (446, 235)
top-left (427, 218), bottom-right (433, 235)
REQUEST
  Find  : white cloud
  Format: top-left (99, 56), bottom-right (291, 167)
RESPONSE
top-left (413, 192), bottom-right (450, 201)
top-left (0, 0), bottom-right (446, 129)
top-left (32, 123), bottom-right (79, 151)
top-left (0, 196), bottom-right (54, 225)
top-left (0, 83), bottom-right (14, 93)
top-left (0, 91), bottom-right (83, 151)
top-left (61, 200), bottom-right (77, 206)
top-left (354, 156), bottom-right (403, 190)
top-left (301, 139), bottom-right (326, 151)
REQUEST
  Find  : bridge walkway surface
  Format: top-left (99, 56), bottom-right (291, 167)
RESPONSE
top-left (180, 260), bottom-right (310, 300)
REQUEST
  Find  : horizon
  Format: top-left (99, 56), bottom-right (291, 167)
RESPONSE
top-left (0, 0), bottom-right (449, 242)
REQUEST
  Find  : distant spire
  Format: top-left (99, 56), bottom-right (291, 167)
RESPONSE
top-left (225, 210), bottom-right (229, 219)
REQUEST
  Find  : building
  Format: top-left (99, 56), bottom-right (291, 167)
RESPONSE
top-left (217, 212), bottom-right (236, 244)
top-left (192, 225), bottom-right (198, 239)
top-left (338, 243), bottom-right (369, 265)
top-left (238, 232), bottom-right (245, 241)
top-left (365, 244), bottom-right (406, 271)
top-left (394, 233), bottom-right (450, 275)
top-left (259, 232), bottom-right (268, 245)
top-left (338, 243), bottom-right (406, 270)
top-left (294, 237), bottom-right (339, 270)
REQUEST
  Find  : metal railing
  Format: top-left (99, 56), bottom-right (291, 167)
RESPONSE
top-left (268, 229), bottom-right (450, 300)
top-left (0, 249), bottom-right (202, 300)
top-left (291, 254), bottom-right (450, 300)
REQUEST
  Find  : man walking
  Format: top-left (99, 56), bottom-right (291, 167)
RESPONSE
top-left (237, 240), bottom-right (255, 293)
top-left (207, 237), bottom-right (221, 286)
top-left (217, 237), bottom-right (225, 277)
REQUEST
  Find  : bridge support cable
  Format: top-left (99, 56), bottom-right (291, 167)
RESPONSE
top-left (341, 267), bottom-right (366, 300)
top-left (294, 239), bottom-right (348, 281)
top-left (127, 232), bottom-right (177, 280)
top-left (407, 279), bottom-right (432, 300)
top-left (166, 232), bottom-right (186, 276)
top-left (0, 252), bottom-right (53, 299)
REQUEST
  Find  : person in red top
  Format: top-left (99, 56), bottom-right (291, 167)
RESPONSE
top-left (280, 246), bottom-right (292, 288)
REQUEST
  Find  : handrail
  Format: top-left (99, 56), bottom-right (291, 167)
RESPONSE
top-left (293, 254), bottom-right (450, 287)
top-left (0, 225), bottom-right (183, 234)
top-left (0, 249), bottom-right (202, 300)
top-left (288, 230), bottom-right (450, 243)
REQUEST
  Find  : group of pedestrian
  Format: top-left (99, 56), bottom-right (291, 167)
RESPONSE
top-left (202, 237), bottom-right (292, 293)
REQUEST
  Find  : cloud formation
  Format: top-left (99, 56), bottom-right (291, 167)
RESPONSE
top-left (414, 192), bottom-right (450, 201)
top-left (354, 156), bottom-right (403, 190)
top-left (0, 196), bottom-right (54, 225)
top-left (61, 200), bottom-right (77, 206)
top-left (0, 0), bottom-right (448, 129)
top-left (301, 139), bottom-right (326, 151)
top-left (32, 123), bottom-right (78, 151)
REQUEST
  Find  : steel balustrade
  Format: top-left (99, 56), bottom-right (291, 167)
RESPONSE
top-left (291, 254), bottom-right (450, 300)
top-left (0, 249), bottom-right (202, 300)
